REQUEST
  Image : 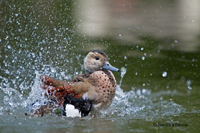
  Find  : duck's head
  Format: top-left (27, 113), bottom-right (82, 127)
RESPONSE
top-left (84, 50), bottom-right (119, 73)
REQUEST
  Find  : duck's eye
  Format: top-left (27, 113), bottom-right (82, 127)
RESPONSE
top-left (95, 57), bottom-right (99, 60)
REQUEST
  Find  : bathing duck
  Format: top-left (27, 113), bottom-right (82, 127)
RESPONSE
top-left (39, 50), bottom-right (119, 116)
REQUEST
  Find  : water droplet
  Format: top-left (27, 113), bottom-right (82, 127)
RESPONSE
top-left (162, 71), bottom-right (167, 77)
top-left (141, 47), bottom-right (144, 51)
top-left (186, 80), bottom-right (191, 86)
top-left (136, 89), bottom-right (141, 95)
top-left (142, 89), bottom-right (146, 94)
top-left (39, 52), bottom-right (42, 57)
top-left (119, 34), bottom-right (121, 37)
top-left (120, 67), bottom-right (126, 78)
top-left (124, 56), bottom-right (127, 59)
top-left (51, 68), bottom-right (56, 73)
top-left (142, 56), bottom-right (145, 60)
top-left (15, 13), bottom-right (18, 17)
top-left (186, 80), bottom-right (192, 90)
top-left (32, 53), bottom-right (35, 58)
top-left (5, 35), bottom-right (9, 40)
top-left (175, 40), bottom-right (177, 43)
top-left (187, 86), bottom-right (192, 90)
top-left (7, 45), bottom-right (11, 49)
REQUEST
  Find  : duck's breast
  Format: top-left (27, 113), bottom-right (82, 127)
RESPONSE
top-left (90, 70), bottom-right (117, 108)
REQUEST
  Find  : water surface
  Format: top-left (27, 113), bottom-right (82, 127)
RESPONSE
top-left (1, 0), bottom-right (200, 132)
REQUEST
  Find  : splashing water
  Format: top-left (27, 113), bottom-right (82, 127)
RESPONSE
top-left (119, 67), bottom-right (126, 86)
top-left (98, 67), bottom-right (185, 119)
top-left (0, 64), bottom-right (185, 120)
top-left (100, 86), bottom-right (185, 119)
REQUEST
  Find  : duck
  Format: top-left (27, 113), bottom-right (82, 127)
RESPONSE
top-left (37, 50), bottom-right (119, 117)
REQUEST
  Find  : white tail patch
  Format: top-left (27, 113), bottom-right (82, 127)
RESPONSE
top-left (65, 104), bottom-right (81, 117)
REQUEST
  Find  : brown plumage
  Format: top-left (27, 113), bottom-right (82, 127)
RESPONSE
top-left (38, 50), bottom-right (119, 116)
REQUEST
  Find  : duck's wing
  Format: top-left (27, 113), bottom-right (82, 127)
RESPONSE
top-left (40, 75), bottom-right (69, 87)
top-left (40, 74), bottom-right (97, 106)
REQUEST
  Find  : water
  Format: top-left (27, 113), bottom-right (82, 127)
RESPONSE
top-left (1, 0), bottom-right (200, 132)
top-left (0, 68), bottom-right (188, 132)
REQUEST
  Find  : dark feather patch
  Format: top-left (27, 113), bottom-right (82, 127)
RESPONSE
top-left (91, 50), bottom-right (108, 58)
top-left (63, 95), bottom-right (92, 117)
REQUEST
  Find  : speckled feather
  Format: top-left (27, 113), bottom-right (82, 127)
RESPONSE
top-left (90, 70), bottom-right (116, 108)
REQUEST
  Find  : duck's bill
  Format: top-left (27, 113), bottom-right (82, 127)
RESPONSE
top-left (103, 61), bottom-right (120, 72)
